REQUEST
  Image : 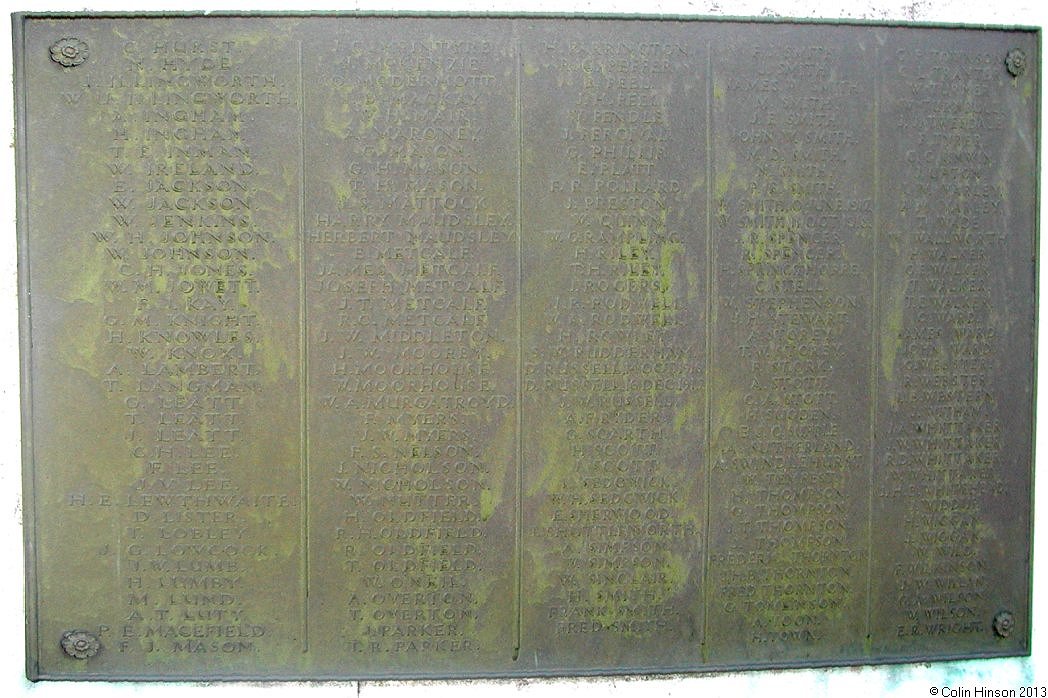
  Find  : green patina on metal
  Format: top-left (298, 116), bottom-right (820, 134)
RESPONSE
top-left (14, 12), bottom-right (1038, 681)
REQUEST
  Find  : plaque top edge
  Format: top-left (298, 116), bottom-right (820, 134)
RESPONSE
top-left (10, 10), bottom-right (1042, 34)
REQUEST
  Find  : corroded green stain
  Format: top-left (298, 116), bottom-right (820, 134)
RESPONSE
top-left (655, 240), bottom-right (683, 327)
top-left (673, 395), bottom-right (700, 434)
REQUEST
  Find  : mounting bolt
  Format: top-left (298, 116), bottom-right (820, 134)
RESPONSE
top-left (60, 630), bottom-right (101, 659)
top-left (992, 610), bottom-right (1015, 638)
top-left (1005, 49), bottom-right (1027, 78)
top-left (50, 38), bottom-right (89, 68)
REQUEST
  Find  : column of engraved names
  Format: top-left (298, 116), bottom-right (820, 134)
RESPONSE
top-left (78, 35), bottom-right (301, 667)
top-left (870, 35), bottom-right (1035, 653)
top-left (303, 23), bottom-right (519, 669)
top-left (707, 31), bottom-right (872, 661)
top-left (520, 29), bottom-right (706, 668)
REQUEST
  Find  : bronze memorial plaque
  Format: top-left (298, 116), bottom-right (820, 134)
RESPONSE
top-left (14, 12), bottom-right (1037, 680)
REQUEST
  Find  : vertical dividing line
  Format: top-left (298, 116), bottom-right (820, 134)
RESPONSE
top-left (513, 37), bottom-right (524, 663)
top-left (864, 45), bottom-right (880, 649)
top-left (701, 42), bottom-right (714, 664)
top-left (298, 40), bottom-right (310, 654)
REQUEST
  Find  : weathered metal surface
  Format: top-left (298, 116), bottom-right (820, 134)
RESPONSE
top-left (14, 13), bottom-right (1037, 681)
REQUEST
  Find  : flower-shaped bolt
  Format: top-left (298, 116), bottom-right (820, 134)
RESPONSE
top-left (1006, 49), bottom-right (1027, 78)
top-left (60, 630), bottom-right (101, 659)
top-left (50, 38), bottom-right (89, 68)
top-left (992, 610), bottom-right (1015, 638)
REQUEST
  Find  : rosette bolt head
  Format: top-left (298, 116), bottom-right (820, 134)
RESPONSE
top-left (992, 610), bottom-right (1015, 638)
top-left (49, 38), bottom-right (89, 68)
top-left (60, 630), bottom-right (101, 659)
top-left (1005, 49), bottom-right (1027, 77)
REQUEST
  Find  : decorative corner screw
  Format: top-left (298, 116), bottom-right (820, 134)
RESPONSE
top-left (992, 610), bottom-right (1015, 638)
top-left (50, 38), bottom-right (89, 68)
top-left (1005, 49), bottom-right (1027, 78)
top-left (60, 630), bottom-right (101, 659)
